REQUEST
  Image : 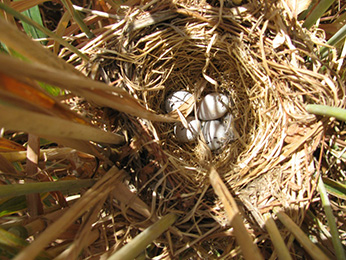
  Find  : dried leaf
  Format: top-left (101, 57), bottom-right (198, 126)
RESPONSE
top-left (286, 0), bottom-right (313, 19)
top-left (0, 138), bottom-right (25, 152)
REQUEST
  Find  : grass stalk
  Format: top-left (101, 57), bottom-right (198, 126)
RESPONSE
top-left (320, 23), bottom-right (346, 58)
top-left (306, 104), bottom-right (346, 121)
top-left (263, 213), bottom-right (292, 260)
top-left (0, 147), bottom-right (75, 162)
top-left (209, 168), bottom-right (264, 260)
top-left (274, 209), bottom-right (329, 260)
top-left (302, 0), bottom-right (335, 30)
top-left (0, 179), bottom-right (96, 198)
top-left (108, 213), bottom-right (178, 260)
top-left (317, 176), bottom-right (346, 260)
top-left (60, 0), bottom-right (94, 39)
top-left (13, 166), bottom-right (122, 260)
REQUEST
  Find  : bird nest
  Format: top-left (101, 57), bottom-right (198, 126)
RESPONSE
top-left (82, 0), bottom-right (343, 258)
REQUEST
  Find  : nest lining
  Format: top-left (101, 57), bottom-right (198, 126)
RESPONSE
top-left (81, 0), bottom-right (344, 257)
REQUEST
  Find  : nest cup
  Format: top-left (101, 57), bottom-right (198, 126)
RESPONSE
top-left (112, 13), bottom-right (256, 172)
top-left (93, 1), bottom-right (342, 257)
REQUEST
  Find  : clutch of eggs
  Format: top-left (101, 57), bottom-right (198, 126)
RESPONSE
top-left (165, 91), bottom-right (234, 150)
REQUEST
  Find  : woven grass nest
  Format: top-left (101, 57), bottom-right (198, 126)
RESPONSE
top-left (83, 0), bottom-right (342, 258)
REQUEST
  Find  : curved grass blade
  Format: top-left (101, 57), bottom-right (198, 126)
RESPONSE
top-left (0, 137), bottom-right (25, 152)
top-left (11, 0), bottom-right (47, 13)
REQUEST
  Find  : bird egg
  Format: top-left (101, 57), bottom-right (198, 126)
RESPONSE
top-left (197, 93), bottom-right (229, 120)
top-left (165, 91), bottom-right (192, 113)
top-left (174, 117), bottom-right (201, 143)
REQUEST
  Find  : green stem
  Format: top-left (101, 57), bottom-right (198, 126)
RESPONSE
top-left (302, 0), bottom-right (335, 30)
top-left (306, 104), bottom-right (346, 122)
top-left (0, 179), bottom-right (96, 198)
top-left (320, 23), bottom-right (346, 58)
top-left (317, 176), bottom-right (346, 260)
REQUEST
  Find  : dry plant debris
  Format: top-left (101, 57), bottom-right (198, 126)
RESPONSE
top-left (0, 0), bottom-right (345, 259)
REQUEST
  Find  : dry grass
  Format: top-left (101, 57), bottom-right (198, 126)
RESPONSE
top-left (75, 0), bottom-right (343, 257)
top-left (0, 0), bottom-right (345, 259)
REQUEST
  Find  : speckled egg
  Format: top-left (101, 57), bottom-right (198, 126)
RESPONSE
top-left (174, 117), bottom-right (201, 143)
top-left (165, 90), bottom-right (192, 113)
top-left (202, 120), bottom-right (227, 150)
top-left (197, 93), bottom-right (229, 120)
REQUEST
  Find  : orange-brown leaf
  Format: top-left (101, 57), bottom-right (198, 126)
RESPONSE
top-left (0, 137), bottom-right (26, 152)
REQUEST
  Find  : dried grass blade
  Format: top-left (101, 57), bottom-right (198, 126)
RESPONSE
top-left (108, 213), bottom-right (178, 260)
top-left (274, 209), bottom-right (329, 260)
top-left (209, 168), bottom-right (264, 260)
top-left (46, 137), bottom-right (105, 159)
top-left (54, 199), bottom-right (106, 259)
top-left (10, 0), bottom-right (47, 13)
top-left (0, 53), bottom-right (176, 122)
top-left (263, 213), bottom-right (292, 260)
top-left (54, 229), bottom-right (99, 259)
top-left (60, 0), bottom-right (94, 39)
top-left (0, 73), bottom-right (91, 126)
top-left (0, 105), bottom-right (125, 145)
top-left (25, 134), bottom-right (43, 217)
top-left (0, 137), bottom-right (25, 152)
top-left (13, 166), bottom-right (122, 260)
top-left (53, 11), bottom-right (71, 55)
top-left (113, 179), bottom-right (152, 219)
top-left (0, 147), bottom-right (74, 162)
